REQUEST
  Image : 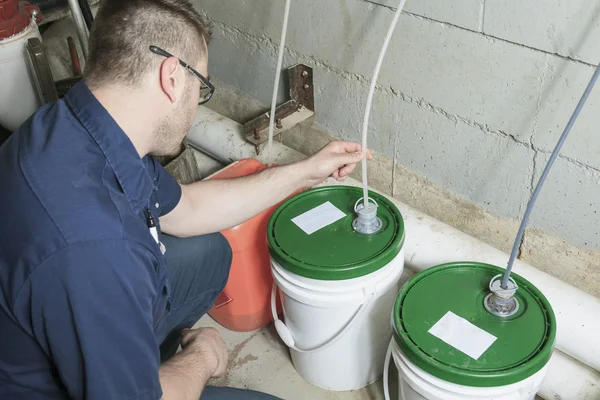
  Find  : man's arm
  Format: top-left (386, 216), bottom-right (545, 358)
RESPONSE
top-left (160, 141), bottom-right (370, 237)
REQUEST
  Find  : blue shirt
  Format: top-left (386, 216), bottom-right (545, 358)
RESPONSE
top-left (0, 82), bottom-right (182, 399)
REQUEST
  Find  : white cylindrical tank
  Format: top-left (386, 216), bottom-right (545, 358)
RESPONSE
top-left (0, 20), bottom-right (42, 132)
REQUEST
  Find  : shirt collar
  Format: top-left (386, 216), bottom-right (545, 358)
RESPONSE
top-left (64, 81), bottom-right (154, 213)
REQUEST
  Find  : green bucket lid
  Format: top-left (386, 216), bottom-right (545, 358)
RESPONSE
top-left (393, 262), bottom-right (556, 387)
top-left (267, 186), bottom-right (405, 280)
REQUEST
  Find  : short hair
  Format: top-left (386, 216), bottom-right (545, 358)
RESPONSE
top-left (84, 0), bottom-right (212, 89)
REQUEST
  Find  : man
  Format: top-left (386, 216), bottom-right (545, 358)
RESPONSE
top-left (0, 0), bottom-right (371, 399)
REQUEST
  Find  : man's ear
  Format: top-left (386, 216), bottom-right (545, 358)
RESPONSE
top-left (159, 57), bottom-right (181, 104)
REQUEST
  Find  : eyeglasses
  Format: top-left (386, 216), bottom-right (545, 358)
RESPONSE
top-left (150, 45), bottom-right (215, 105)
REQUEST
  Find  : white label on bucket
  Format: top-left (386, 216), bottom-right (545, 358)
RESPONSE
top-left (428, 311), bottom-right (497, 360)
top-left (291, 201), bottom-right (346, 235)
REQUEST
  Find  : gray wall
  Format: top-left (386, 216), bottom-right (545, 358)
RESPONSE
top-left (193, 0), bottom-right (600, 295)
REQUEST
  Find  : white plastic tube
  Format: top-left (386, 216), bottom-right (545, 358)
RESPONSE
top-left (384, 340), bottom-right (394, 400)
top-left (502, 61), bottom-right (600, 289)
top-left (360, 0), bottom-right (407, 207)
top-left (266, 0), bottom-right (292, 167)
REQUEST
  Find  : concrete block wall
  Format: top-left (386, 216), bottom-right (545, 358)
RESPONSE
top-left (192, 0), bottom-right (600, 296)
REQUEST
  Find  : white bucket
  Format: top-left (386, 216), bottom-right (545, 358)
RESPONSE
top-left (383, 262), bottom-right (555, 400)
top-left (387, 340), bottom-right (548, 400)
top-left (0, 21), bottom-right (41, 132)
top-left (271, 250), bottom-right (405, 391)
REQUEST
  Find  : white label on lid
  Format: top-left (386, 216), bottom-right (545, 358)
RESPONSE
top-left (428, 311), bottom-right (497, 360)
top-left (291, 201), bottom-right (346, 235)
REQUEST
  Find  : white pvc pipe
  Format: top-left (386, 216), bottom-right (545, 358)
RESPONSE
top-left (185, 108), bottom-right (600, 399)
top-left (266, 0), bottom-right (292, 167)
top-left (383, 340), bottom-right (393, 400)
top-left (187, 106), bottom-right (305, 165)
top-left (0, 21), bottom-right (41, 132)
top-left (539, 351), bottom-right (600, 400)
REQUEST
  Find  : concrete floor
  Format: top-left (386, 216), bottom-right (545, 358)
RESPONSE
top-left (193, 315), bottom-right (393, 400)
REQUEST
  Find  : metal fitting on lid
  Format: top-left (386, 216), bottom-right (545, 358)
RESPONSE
top-left (484, 274), bottom-right (519, 317)
top-left (352, 197), bottom-right (382, 234)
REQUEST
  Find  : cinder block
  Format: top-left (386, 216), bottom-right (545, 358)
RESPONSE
top-left (200, 0), bottom-right (545, 140)
top-left (521, 228), bottom-right (600, 297)
top-left (192, 0), bottom-right (282, 39)
top-left (208, 25), bottom-right (285, 106)
top-left (205, 77), bottom-right (268, 123)
top-left (532, 58), bottom-right (600, 170)
top-left (309, 70), bottom-right (398, 160)
top-left (378, 16), bottom-right (545, 142)
top-left (367, 0), bottom-right (482, 31)
top-left (290, 1), bottom-right (544, 142)
top-left (282, 123), bottom-right (395, 195)
top-left (484, 0), bottom-right (600, 65)
top-left (392, 163), bottom-right (518, 254)
top-left (392, 98), bottom-right (534, 219)
top-left (529, 154), bottom-right (600, 251)
top-left (209, 20), bottom-right (536, 219)
top-left (208, 23), bottom-right (397, 158)
top-left (196, 0), bottom-right (600, 291)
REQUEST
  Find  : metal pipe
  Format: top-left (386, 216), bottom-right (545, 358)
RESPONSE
top-left (67, 36), bottom-right (82, 76)
top-left (77, 0), bottom-right (93, 31)
top-left (66, 0), bottom-right (88, 58)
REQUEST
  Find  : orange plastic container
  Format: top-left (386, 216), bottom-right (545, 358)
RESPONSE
top-left (207, 159), bottom-right (289, 332)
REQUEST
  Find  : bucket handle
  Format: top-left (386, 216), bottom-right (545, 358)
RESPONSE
top-left (383, 339), bottom-right (394, 400)
top-left (270, 283), bottom-right (375, 354)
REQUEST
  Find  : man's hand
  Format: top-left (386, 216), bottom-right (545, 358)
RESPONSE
top-left (159, 327), bottom-right (228, 399)
top-left (304, 141), bottom-right (373, 186)
top-left (180, 328), bottom-right (228, 378)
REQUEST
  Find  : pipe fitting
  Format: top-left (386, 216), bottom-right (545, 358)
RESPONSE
top-left (484, 274), bottom-right (519, 317)
top-left (352, 197), bottom-right (382, 234)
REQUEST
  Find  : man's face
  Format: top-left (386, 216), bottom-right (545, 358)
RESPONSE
top-left (151, 54), bottom-right (209, 157)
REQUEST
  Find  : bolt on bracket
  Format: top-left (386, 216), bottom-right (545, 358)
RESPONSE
top-left (244, 64), bottom-right (315, 146)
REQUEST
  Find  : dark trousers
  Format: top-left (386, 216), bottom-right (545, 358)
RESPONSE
top-left (159, 233), bottom-right (280, 400)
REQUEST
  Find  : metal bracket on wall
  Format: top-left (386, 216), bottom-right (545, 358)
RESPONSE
top-left (27, 38), bottom-right (59, 104)
top-left (244, 64), bottom-right (315, 146)
top-left (27, 37), bottom-right (82, 105)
